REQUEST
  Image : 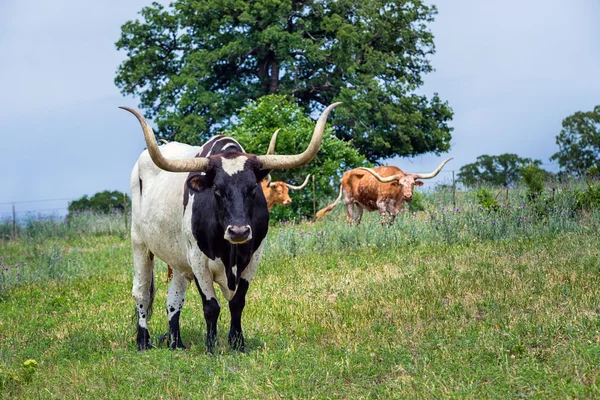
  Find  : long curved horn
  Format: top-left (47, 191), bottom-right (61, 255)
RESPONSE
top-left (267, 129), bottom-right (280, 155)
top-left (264, 130), bottom-right (281, 187)
top-left (414, 158), bottom-right (453, 179)
top-left (286, 174), bottom-right (312, 190)
top-left (357, 167), bottom-right (399, 183)
top-left (120, 107), bottom-right (210, 172)
top-left (158, 139), bottom-right (169, 145)
top-left (257, 102), bottom-right (342, 170)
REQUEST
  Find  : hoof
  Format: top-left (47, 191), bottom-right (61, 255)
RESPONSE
top-left (137, 327), bottom-right (153, 351)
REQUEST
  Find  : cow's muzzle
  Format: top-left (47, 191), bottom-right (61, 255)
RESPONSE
top-left (224, 225), bottom-right (252, 244)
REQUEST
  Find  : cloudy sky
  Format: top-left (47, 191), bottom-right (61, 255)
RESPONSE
top-left (1, 0), bottom-right (599, 217)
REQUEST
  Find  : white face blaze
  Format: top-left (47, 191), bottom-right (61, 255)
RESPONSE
top-left (221, 156), bottom-right (248, 176)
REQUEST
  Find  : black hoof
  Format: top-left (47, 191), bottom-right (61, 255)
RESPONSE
top-left (137, 340), bottom-right (154, 351)
top-left (169, 339), bottom-right (187, 350)
top-left (228, 334), bottom-right (246, 352)
top-left (137, 327), bottom-right (153, 351)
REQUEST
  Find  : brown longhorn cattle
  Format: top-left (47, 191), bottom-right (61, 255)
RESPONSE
top-left (316, 159), bottom-right (452, 224)
top-left (260, 174), bottom-right (311, 211)
top-left (260, 128), bottom-right (311, 211)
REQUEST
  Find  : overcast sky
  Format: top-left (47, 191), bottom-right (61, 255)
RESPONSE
top-left (1, 0), bottom-right (599, 217)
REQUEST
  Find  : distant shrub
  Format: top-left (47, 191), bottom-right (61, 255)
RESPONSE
top-left (521, 165), bottom-right (546, 200)
top-left (475, 188), bottom-right (500, 212)
top-left (574, 184), bottom-right (600, 211)
top-left (408, 191), bottom-right (426, 212)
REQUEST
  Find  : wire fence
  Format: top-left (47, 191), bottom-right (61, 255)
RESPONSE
top-left (0, 196), bottom-right (131, 241)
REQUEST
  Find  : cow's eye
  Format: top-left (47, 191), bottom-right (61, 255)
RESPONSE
top-left (214, 188), bottom-right (222, 198)
top-left (248, 186), bottom-right (257, 196)
top-left (277, 190), bottom-right (283, 194)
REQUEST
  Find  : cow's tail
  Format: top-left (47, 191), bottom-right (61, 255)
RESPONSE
top-left (147, 274), bottom-right (156, 320)
top-left (316, 184), bottom-right (343, 218)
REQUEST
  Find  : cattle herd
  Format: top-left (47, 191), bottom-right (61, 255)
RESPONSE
top-left (121, 103), bottom-right (451, 352)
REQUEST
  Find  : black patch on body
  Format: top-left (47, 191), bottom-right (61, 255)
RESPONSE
top-left (188, 160), bottom-right (269, 289)
top-left (139, 178), bottom-right (143, 197)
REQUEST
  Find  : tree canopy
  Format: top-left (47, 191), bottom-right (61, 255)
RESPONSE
top-left (550, 105), bottom-right (600, 177)
top-left (457, 154), bottom-right (543, 187)
top-left (68, 191), bottom-right (131, 216)
top-left (115, 0), bottom-right (453, 163)
top-left (225, 95), bottom-right (368, 220)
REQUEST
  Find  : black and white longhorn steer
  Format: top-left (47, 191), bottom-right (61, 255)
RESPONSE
top-left (121, 103), bottom-right (341, 352)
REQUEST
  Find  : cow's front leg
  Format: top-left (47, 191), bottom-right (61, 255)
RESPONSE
top-left (192, 273), bottom-right (220, 353)
top-left (228, 279), bottom-right (249, 351)
top-left (377, 201), bottom-right (388, 225)
top-left (166, 271), bottom-right (189, 350)
top-left (131, 240), bottom-right (155, 351)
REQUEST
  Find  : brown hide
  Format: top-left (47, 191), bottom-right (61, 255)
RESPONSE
top-left (260, 180), bottom-right (292, 211)
top-left (317, 166), bottom-right (423, 223)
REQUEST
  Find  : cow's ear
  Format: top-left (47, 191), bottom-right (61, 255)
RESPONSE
top-left (255, 169), bottom-right (271, 183)
top-left (415, 180), bottom-right (424, 186)
top-left (186, 170), bottom-right (215, 192)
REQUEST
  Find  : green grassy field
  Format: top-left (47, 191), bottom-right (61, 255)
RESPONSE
top-left (1, 185), bottom-right (599, 398)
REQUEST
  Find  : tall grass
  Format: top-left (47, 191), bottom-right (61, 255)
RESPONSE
top-left (0, 210), bottom-right (129, 243)
top-left (1, 180), bottom-right (598, 292)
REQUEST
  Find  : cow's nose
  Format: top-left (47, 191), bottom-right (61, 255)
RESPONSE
top-left (405, 196), bottom-right (413, 202)
top-left (225, 225), bottom-right (252, 243)
top-left (283, 200), bottom-right (292, 206)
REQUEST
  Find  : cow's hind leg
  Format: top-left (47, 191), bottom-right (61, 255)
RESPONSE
top-left (353, 205), bottom-right (364, 224)
top-left (166, 271), bottom-right (189, 350)
top-left (228, 279), bottom-right (250, 352)
top-left (132, 241), bottom-right (155, 351)
top-left (345, 202), bottom-right (354, 225)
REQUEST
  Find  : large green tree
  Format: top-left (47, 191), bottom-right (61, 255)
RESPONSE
top-left (458, 154), bottom-right (543, 187)
top-left (550, 105), bottom-right (600, 177)
top-left (115, 0), bottom-right (453, 163)
top-left (225, 95), bottom-right (368, 220)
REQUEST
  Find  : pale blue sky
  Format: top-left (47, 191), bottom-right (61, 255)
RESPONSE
top-left (1, 0), bottom-right (599, 217)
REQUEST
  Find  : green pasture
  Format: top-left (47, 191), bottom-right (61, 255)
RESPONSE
top-left (1, 185), bottom-right (599, 398)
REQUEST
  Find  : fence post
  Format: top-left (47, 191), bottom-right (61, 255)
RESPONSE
top-left (452, 170), bottom-right (456, 208)
top-left (312, 175), bottom-right (316, 218)
top-left (12, 202), bottom-right (16, 240)
top-left (124, 194), bottom-right (128, 234)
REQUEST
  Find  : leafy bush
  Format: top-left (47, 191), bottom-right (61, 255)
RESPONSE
top-left (475, 188), bottom-right (500, 212)
top-left (521, 164), bottom-right (546, 200)
top-left (574, 184), bottom-right (600, 211)
top-left (408, 191), bottom-right (426, 212)
top-left (224, 95), bottom-right (369, 220)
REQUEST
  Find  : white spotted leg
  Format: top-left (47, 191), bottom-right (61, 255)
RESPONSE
top-left (166, 270), bottom-right (189, 349)
top-left (131, 238), bottom-right (155, 351)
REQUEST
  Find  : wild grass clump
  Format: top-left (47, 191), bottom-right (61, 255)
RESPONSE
top-left (0, 211), bottom-right (129, 244)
